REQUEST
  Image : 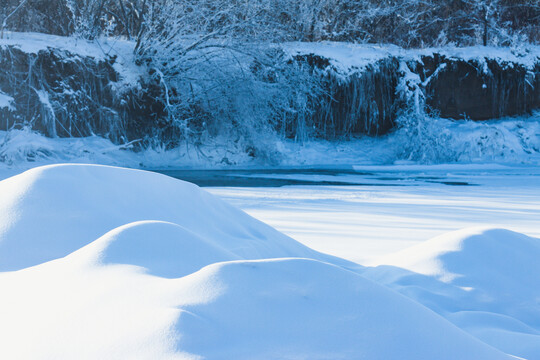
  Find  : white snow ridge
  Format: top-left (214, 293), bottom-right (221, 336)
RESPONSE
top-left (0, 164), bottom-right (536, 359)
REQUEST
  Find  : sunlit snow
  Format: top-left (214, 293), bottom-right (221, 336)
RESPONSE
top-left (0, 164), bottom-right (538, 359)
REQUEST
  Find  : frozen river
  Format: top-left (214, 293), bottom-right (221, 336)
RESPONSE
top-left (162, 165), bottom-right (540, 264)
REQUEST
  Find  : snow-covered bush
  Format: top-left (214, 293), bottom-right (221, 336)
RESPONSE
top-left (67, 0), bottom-right (147, 39)
top-left (2, 0), bottom-right (538, 45)
top-left (0, 0), bottom-right (73, 36)
top-left (133, 0), bottom-right (324, 155)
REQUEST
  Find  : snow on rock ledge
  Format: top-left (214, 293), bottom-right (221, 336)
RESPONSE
top-left (287, 43), bottom-right (540, 134)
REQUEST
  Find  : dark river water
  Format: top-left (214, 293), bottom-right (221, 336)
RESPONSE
top-left (154, 168), bottom-right (473, 187)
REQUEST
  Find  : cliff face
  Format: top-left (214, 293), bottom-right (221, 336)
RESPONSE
top-left (306, 52), bottom-right (539, 138)
top-left (0, 39), bottom-right (538, 145)
top-left (0, 46), bottom-right (122, 139)
top-left (0, 44), bottom-right (166, 144)
top-left (419, 55), bottom-right (539, 120)
top-left (310, 57), bottom-right (401, 137)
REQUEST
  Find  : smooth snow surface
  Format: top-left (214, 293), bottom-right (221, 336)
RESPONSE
top-left (170, 258), bottom-right (510, 360)
top-left (366, 227), bottom-right (540, 359)
top-left (209, 166), bottom-right (540, 264)
top-left (0, 164), bottom-right (345, 272)
top-left (208, 167), bottom-right (540, 360)
top-left (0, 164), bottom-right (530, 359)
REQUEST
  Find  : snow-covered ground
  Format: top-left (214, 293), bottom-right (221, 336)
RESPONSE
top-left (0, 164), bottom-right (539, 359)
top-left (208, 165), bottom-right (540, 359)
top-left (0, 111), bottom-right (539, 170)
top-left (208, 165), bottom-right (540, 264)
top-left (1, 29), bottom-right (539, 360)
top-left (1, 32), bottom-right (539, 354)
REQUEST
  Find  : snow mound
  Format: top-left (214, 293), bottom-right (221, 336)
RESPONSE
top-left (368, 227), bottom-right (540, 359)
top-left (74, 220), bottom-right (242, 278)
top-left (172, 258), bottom-right (511, 360)
top-left (0, 254), bottom-right (512, 359)
top-left (447, 311), bottom-right (540, 360)
top-left (0, 164), bottom-right (343, 271)
top-left (0, 164), bottom-right (533, 359)
top-left (374, 227), bottom-right (540, 319)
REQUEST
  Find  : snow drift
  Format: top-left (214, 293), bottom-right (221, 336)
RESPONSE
top-left (371, 227), bottom-right (540, 323)
top-left (0, 164), bottom-right (345, 272)
top-left (0, 164), bottom-right (536, 359)
top-left (170, 258), bottom-right (510, 360)
top-left (367, 227), bottom-right (540, 359)
top-left (0, 254), bottom-right (512, 360)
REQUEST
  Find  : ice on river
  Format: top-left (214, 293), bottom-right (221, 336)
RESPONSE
top-left (207, 165), bottom-right (540, 264)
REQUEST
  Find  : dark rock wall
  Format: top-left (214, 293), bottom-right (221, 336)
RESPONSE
top-left (0, 46), bottom-right (166, 144)
top-left (0, 45), bottom-right (538, 144)
top-left (0, 46), bottom-right (121, 138)
top-left (308, 52), bottom-right (539, 138)
top-left (418, 54), bottom-right (539, 120)
top-left (312, 58), bottom-right (401, 137)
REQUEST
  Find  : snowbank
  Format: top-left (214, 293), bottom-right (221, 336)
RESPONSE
top-left (372, 227), bottom-right (540, 321)
top-left (0, 244), bottom-right (511, 360)
top-left (1, 111), bottom-right (539, 169)
top-left (0, 164), bottom-right (344, 272)
top-left (368, 227), bottom-right (540, 359)
top-left (170, 258), bottom-right (510, 360)
top-left (0, 164), bottom-right (535, 359)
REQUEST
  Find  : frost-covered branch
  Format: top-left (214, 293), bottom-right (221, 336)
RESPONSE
top-left (0, 0), bottom-right (28, 39)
